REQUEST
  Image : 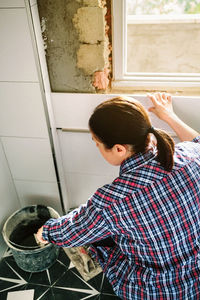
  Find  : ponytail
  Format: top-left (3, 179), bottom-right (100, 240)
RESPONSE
top-left (151, 128), bottom-right (175, 172)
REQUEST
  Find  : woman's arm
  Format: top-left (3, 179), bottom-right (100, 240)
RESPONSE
top-left (148, 92), bottom-right (199, 142)
top-left (35, 202), bottom-right (111, 248)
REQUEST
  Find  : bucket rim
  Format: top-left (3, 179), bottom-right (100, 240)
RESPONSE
top-left (2, 205), bottom-right (60, 252)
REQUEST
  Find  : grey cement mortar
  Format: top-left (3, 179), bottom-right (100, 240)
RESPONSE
top-left (38, 0), bottom-right (95, 93)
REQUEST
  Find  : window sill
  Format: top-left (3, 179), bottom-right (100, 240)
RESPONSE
top-left (111, 79), bottom-right (200, 96)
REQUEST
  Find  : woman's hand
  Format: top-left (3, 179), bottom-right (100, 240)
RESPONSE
top-left (147, 92), bottom-right (175, 122)
top-left (35, 226), bottom-right (48, 245)
top-left (147, 92), bottom-right (199, 141)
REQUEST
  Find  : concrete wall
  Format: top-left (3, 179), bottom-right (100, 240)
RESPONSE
top-left (127, 22), bottom-right (200, 73)
top-left (37, 0), bottom-right (112, 93)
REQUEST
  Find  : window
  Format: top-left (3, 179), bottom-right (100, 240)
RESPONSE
top-left (112, 0), bottom-right (200, 92)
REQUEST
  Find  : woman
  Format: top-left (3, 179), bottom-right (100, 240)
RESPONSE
top-left (37, 93), bottom-right (200, 299)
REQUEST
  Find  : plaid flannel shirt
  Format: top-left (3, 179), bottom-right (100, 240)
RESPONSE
top-left (43, 136), bottom-right (200, 300)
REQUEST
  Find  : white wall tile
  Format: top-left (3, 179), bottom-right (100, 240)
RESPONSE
top-left (0, 0), bottom-right (25, 8)
top-left (0, 82), bottom-right (49, 138)
top-left (15, 180), bottom-right (62, 215)
top-left (0, 8), bottom-right (38, 81)
top-left (0, 139), bottom-right (20, 222)
top-left (51, 93), bottom-right (175, 134)
top-left (52, 93), bottom-right (200, 134)
top-left (64, 172), bottom-right (116, 208)
top-left (58, 131), bottom-right (119, 176)
top-left (0, 139), bottom-right (20, 256)
top-left (1, 137), bottom-right (57, 182)
top-left (173, 97), bottom-right (200, 132)
top-left (57, 130), bottom-right (118, 209)
top-left (51, 93), bottom-right (109, 129)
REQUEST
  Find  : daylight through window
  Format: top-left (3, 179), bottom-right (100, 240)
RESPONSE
top-left (112, 0), bottom-right (200, 90)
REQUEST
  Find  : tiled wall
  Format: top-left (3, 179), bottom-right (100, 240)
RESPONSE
top-left (51, 93), bottom-right (200, 209)
top-left (52, 93), bottom-right (169, 208)
top-left (0, 139), bottom-right (19, 257)
top-left (0, 0), bottom-right (62, 249)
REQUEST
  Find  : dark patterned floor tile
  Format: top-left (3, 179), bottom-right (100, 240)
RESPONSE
top-left (52, 286), bottom-right (97, 300)
top-left (101, 275), bottom-right (116, 295)
top-left (54, 269), bottom-right (101, 299)
top-left (57, 248), bottom-right (70, 267)
top-left (54, 269), bottom-right (92, 290)
top-left (0, 283), bottom-right (27, 300)
top-left (84, 296), bottom-right (100, 300)
top-left (99, 293), bottom-right (121, 299)
top-left (0, 258), bottom-right (20, 280)
top-left (47, 257), bottom-right (69, 285)
top-left (24, 283), bottom-right (50, 300)
top-left (89, 296), bottom-right (101, 300)
top-left (2, 248), bottom-right (12, 258)
top-left (0, 248), bottom-right (120, 300)
top-left (38, 288), bottom-right (54, 300)
top-left (0, 256), bottom-right (31, 296)
top-left (87, 271), bottom-right (104, 292)
top-left (0, 280), bottom-right (20, 294)
top-left (1, 253), bottom-right (15, 263)
top-left (48, 264), bottom-right (66, 286)
top-left (1, 256), bottom-right (32, 282)
top-left (29, 269), bottom-right (51, 286)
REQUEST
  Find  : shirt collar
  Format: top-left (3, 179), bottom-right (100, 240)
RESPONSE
top-left (119, 146), bottom-right (157, 176)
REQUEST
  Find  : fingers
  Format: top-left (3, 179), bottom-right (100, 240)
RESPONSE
top-left (166, 93), bottom-right (172, 103)
top-left (155, 92), bottom-right (162, 102)
top-left (147, 93), bottom-right (158, 106)
top-left (36, 227), bottom-right (48, 244)
top-left (147, 92), bottom-right (174, 121)
top-left (155, 92), bottom-right (166, 103)
top-left (147, 92), bottom-right (172, 104)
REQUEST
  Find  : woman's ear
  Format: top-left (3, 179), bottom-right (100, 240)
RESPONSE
top-left (113, 144), bottom-right (128, 157)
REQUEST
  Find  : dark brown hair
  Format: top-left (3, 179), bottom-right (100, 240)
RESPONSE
top-left (89, 97), bottom-right (175, 171)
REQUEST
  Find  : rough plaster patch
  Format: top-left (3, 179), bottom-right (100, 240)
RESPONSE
top-left (100, 0), bottom-right (107, 7)
top-left (73, 0), bottom-right (112, 90)
top-left (83, 0), bottom-right (101, 6)
top-left (73, 7), bottom-right (105, 44)
top-left (77, 43), bottom-right (107, 74)
top-left (41, 17), bottom-right (48, 51)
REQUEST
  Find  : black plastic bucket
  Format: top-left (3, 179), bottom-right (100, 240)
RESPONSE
top-left (2, 205), bottom-right (60, 273)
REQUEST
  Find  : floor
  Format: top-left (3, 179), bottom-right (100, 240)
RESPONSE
top-left (0, 248), bottom-right (120, 300)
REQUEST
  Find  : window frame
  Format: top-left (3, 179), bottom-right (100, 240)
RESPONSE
top-left (112, 0), bottom-right (200, 91)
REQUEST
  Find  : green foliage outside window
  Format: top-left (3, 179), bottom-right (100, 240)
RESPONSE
top-left (127, 0), bottom-right (200, 15)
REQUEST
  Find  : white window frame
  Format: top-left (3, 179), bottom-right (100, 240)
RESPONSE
top-left (112, 0), bottom-right (200, 91)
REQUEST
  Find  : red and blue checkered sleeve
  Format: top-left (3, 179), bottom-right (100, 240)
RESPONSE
top-left (192, 135), bottom-right (200, 143)
top-left (42, 201), bottom-right (111, 247)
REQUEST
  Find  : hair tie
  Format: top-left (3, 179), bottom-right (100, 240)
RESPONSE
top-left (148, 126), bottom-right (155, 133)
